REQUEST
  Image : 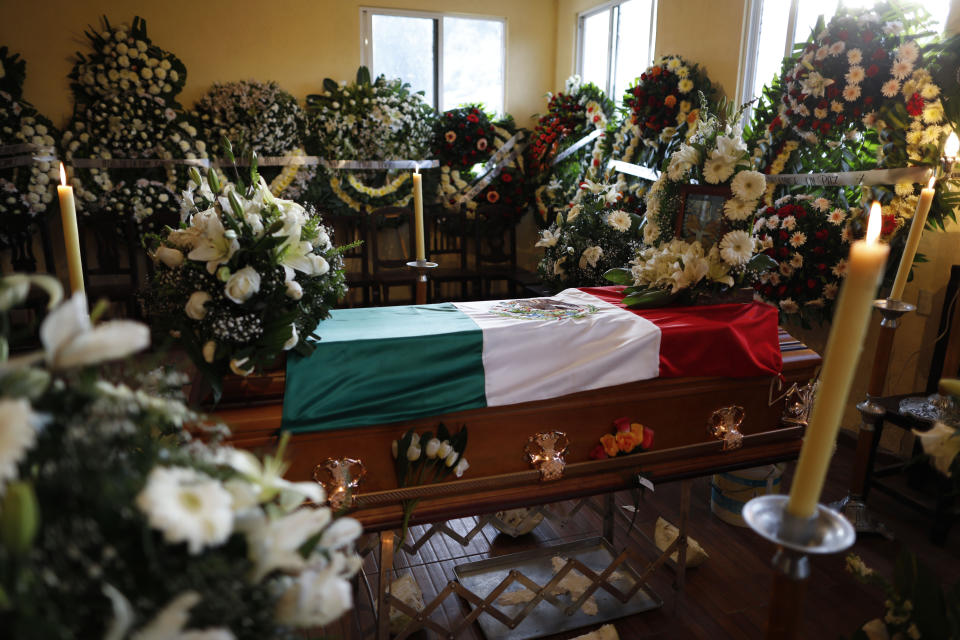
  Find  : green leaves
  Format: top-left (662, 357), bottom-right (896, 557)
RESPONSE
top-left (0, 482), bottom-right (39, 555)
top-left (603, 268), bottom-right (634, 285)
top-left (356, 66), bottom-right (372, 86)
top-left (621, 287), bottom-right (677, 308)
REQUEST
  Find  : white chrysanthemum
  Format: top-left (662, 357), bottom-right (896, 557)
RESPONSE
top-left (136, 466), bottom-right (234, 554)
top-left (678, 78), bottom-right (694, 93)
top-left (811, 197), bottom-right (831, 212)
top-left (765, 216), bottom-right (779, 230)
top-left (723, 197), bottom-right (754, 221)
top-left (832, 258), bottom-right (848, 277)
top-left (781, 215), bottom-right (797, 231)
top-left (779, 262), bottom-right (795, 277)
top-left (0, 398), bottom-right (38, 489)
top-left (789, 231), bottom-right (807, 248)
top-left (880, 79), bottom-right (901, 99)
top-left (824, 282), bottom-right (839, 299)
top-left (828, 209), bottom-right (846, 225)
top-left (779, 298), bottom-right (800, 314)
top-left (923, 101), bottom-right (944, 125)
top-left (718, 230), bottom-right (754, 266)
top-left (891, 59), bottom-right (914, 81)
top-left (843, 84), bottom-right (862, 102)
top-left (791, 253), bottom-right (804, 268)
top-left (828, 41), bottom-right (845, 56)
top-left (845, 66), bottom-right (865, 85)
top-left (920, 83), bottom-right (940, 100)
top-left (606, 210), bottom-right (632, 232)
top-left (730, 170), bottom-right (766, 201)
top-left (847, 48), bottom-right (863, 65)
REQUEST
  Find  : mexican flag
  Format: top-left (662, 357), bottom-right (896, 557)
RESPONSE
top-left (282, 288), bottom-right (780, 433)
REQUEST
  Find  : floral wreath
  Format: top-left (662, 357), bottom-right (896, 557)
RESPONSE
top-left (61, 91), bottom-right (209, 230)
top-left (303, 67), bottom-right (435, 216)
top-left (606, 109), bottom-right (773, 307)
top-left (529, 76), bottom-right (615, 228)
top-left (753, 193), bottom-right (853, 326)
top-left (68, 16), bottom-right (187, 106)
top-left (0, 49), bottom-right (59, 238)
top-left (192, 80), bottom-right (313, 199)
top-left (747, 3), bottom-right (954, 231)
top-left (536, 179), bottom-right (642, 292)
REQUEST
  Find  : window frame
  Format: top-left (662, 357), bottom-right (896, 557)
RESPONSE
top-left (736, 0), bottom-right (804, 107)
top-left (575, 0), bottom-right (658, 99)
top-left (359, 6), bottom-right (507, 114)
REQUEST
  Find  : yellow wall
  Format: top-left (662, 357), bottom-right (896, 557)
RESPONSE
top-left (555, 0), bottom-right (746, 98)
top-left (0, 0), bottom-right (556, 130)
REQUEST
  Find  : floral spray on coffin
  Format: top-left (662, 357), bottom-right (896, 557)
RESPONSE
top-left (144, 141), bottom-right (352, 403)
top-left (604, 104), bottom-right (776, 308)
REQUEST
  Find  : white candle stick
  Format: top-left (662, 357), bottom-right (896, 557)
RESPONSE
top-left (787, 202), bottom-right (889, 519)
top-left (889, 176), bottom-right (935, 300)
top-left (412, 166), bottom-right (425, 262)
top-left (57, 163), bottom-right (85, 295)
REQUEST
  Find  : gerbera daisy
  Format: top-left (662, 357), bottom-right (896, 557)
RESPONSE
top-left (896, 41), bottom-right (919, 64)
top-left (782, 215), bottom-right (797, 231)
top-left (812, 197), bottom-right (831, 212)
top-left (843, 84), bottom-right (862, 102)
top-left (723, 197), bottom-right (754, 221)
top-left (828, 209), bottom-right (846, 225)
top-left (847, 48), bottom-right (863, 65)
top-left (881, 79), bottom-right (901, 98)
top-left (789, 231), bottom-right (807, 247)
top-left (606, 209), bottom-right (632, 232)
top-left (718, 230), bottom-right (754, 266)
top-left (678, 79), bottom-right (694, 93)
top-left (845, 66), bottom-right (865, 84)
top-left (891, 59), bottom-right (914, 81)
top-left (731, 170), bottom-right (766, 201)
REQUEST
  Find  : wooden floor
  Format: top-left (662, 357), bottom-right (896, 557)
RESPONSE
top-left (337, 435), bottom-right (959, 639)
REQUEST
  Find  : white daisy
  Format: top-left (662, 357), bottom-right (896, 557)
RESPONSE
top-left (678, 78), bottom-right (694, 93)
top-left (766, 216), bottom-right (780, 230)
top-left (791, 253), bottom-right (804, 268)
top-left (828, 209), bottom-right (846, 225)
top-left (718, 230), bottom-right (754, 266)
top-left (723, 197), bottom-right (754, 221)
top-left (814, 107), bottom-right (828, 120)
top-left (843, 84), bottom-right (862, 102)
top-left (812, 197), bottom-right (831, 212)
top-left (828, 41), bottom-right (845, 56)
top-left (824, 282), bottom-right (839, 298)
top-left (789, 231), bottom-right (807, 248)
top-left (847, 48), bottom-right (863, 65)
top-left (0, 398), bottom-right (38, 490)
top-left (731, 170), bottom-right (766, 201)
top-left (832, 258), bottom-right (848, 277)
top-left (779, 262), bottom-right (795, 277)
top-left (831, 100), bottom-right (844, 114)
top-left (779, 298), bottom-right (800, 314)
top-left (606, 210), bottom-right (632, 232)
top-left (782, 215), bottom-right (797, 231)
top-left (845, 66), bottom-right (865, 84)
top-left (881, 79), bottom-right (901, 98)
top-left (891, 59), bottom-right (914, 81)
top-left (896, 40), bottom-right (919, 64)
top-left (136, 466), bottom-right (234, 554)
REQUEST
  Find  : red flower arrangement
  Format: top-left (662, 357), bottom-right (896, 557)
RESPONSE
top-left (433, 105), bottom-right (495, 169)
top-left (589, 417), bottom-right (655, 460)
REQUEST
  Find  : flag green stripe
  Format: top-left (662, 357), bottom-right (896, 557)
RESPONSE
top-left (282, 303), bottom-right (487, 432)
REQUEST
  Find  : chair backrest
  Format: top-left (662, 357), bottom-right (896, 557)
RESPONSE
top-left (927, 264), bottom-right (960, 393)
top-left (473, 203), bottom-right (518, 272)
top-left (79, 214), bottom-right (143, 317)
top-left (426, 203), bottom-right (469, 270)
top-left (325, 212), bottom-right (370, 280)
top-left (368, 205), bottom-right (416, 272)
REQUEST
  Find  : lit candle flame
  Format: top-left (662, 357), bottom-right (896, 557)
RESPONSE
top-left (59, 162), bottom-right (67, 187)
top-left (414, 163), bottom-right (420, 175)
top-left (866, 201), bottom-right (882, 244)
top-left (945, 132), bottom-right (959, 160)
top-left (928, 175), bottom-right (936, 190)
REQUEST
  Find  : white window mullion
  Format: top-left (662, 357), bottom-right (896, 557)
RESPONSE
top-left (607, 5), bottom-right (618, 97)
top-left (436, 17), bottom-right (444, 111)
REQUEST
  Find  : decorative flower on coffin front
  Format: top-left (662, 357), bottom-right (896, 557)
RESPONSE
top-left (525, 431), bottom-right (569, 481)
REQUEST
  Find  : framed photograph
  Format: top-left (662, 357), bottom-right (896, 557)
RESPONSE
top-left (675, 184), bottom-right (731, 248)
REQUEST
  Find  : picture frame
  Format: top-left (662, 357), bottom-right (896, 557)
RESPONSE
top-left (675, 184), bottom-right (731, 248)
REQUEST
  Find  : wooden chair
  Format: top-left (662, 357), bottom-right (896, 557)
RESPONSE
top-left (473, 203), bottom-right (542, 299)
top-left (326, 212), bottom-right (374, 307)
top-left (368, 205), bottom-right (418, 305)
top-left (425, 203), bottom-right (476, 302)
top-left (866, 264), bottom-right (960, 545)
top-left (79, 214), bottom-right (144, 318)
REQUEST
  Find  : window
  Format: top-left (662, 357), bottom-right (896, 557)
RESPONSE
top-left (739, 0), bottom-right (952, 107)
top-left (361, 9), bottom-right (506, 115)
top-left (577, 0), bottom-right (657, 101)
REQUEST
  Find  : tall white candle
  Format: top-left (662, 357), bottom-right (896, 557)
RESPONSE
top-left (57, 163), bottom-right (84, 295)
top-left (412, 167), bottom-right (425, 262)
top-left (787, 202), bottom-right (889, 519)
top-left (889, 176), bottom-right (935, 300)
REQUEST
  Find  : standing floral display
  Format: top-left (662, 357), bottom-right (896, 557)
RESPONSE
top-left (391, 424), bottom-right (469, 547)
top-left (435, 107), bottom-right (530, 234)
top-left (753, 194), bottom-right (853, 326)
top-left (605, 108), bottom-right (774, 307)
top-left (304, 67), bottom-right (436, 215)
top-left (63, 16), bottom-right (209, 231)
top-left (192, 80), bottom-right (313, 199)
top-left (144, 160), bottom-right (348, 397)
top-left (0, 48), bottom-right (60, 246)
top-left (0, 275), bottom-right (362, 638)
top-left (747, 3), bottom-right (956, 230)
top-left (535, 179), bottom-right (642, 291)
top-left (528, 76), bottom-right (616, 227)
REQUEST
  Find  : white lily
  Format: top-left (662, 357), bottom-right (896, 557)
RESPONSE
top-left (28, 294), bottom-right (150, 370)
top-left (914, 422), bottom-right (960, 477)
top-left (186, 209), bottom-right (239, 274)
top-left (239, 507), bottom-right (333, 582)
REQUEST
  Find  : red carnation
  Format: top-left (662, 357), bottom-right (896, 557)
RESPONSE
top-left (807, 278), bottom-right (818, 289)
top-left (881, 213), bottom-right (897, 235)
top-left (906, 93), bottom-right (925, 117)
top-left (866, 64), bottom-right (880, 77)
top-left (501, 173), bottom-right (512, 183)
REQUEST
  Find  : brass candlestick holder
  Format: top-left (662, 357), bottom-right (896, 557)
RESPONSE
top-left (406, 259), bottom-right (438, 305)
top-left (744, 495), bottom-right (856, 640)
top-left (831, 298), bottom-right (914, 537)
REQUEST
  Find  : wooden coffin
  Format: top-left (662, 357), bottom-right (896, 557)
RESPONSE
top-left (215, 329), bottom-right (819, 530)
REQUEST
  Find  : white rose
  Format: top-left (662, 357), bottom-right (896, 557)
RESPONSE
top-left (185, 291), bottom-right (211, 320)
top-left (224, 266), bottom-right (261, 304)
top-left (285, 280), bottom-right (303, 300)
top-left (307, 254), bottom-right (329, 276)
top-left (283, 325), bottom-right (299, 351)
top-left (202, 341), bottom-right (216, 363)
top-left (155, 246), bottom-right (183, 268)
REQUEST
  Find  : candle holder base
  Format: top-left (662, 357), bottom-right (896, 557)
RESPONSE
top-left (407, 261), bottom-right (438, 305)
top-left (873, 298), bottom-right (915, 328)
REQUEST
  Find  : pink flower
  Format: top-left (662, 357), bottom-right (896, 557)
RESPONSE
top-left (842, 84), bottom-right (862, 102)
top-left (845, 66), bottom-right (865, 84)
top-left (847, 48), bottom-right (863, 65)
top-left (891, 59), bottom-right (913, 80)
top-left (881, 79), bottom-right (901, 98)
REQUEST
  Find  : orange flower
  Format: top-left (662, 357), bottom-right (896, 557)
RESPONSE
top-left (630, 422), bottom-right (644, 439)
top-left (600, 433), bottom-right (619, 458)
top-left (664, 95), bottom-right (677, 108)
top-left (686, 109), bottom-right (700, 124)
top-left (651, 66), bottom-right (662, 77)
top-left (616, 431), bottom-right (641, 453)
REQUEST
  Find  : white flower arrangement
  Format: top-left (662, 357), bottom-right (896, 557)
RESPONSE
top-left (606, 107), bottom-right (773, 307)
top-left (0, 275), bottom-right (363, 637)
top-left (145, 161), bottom-right (349, 397)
